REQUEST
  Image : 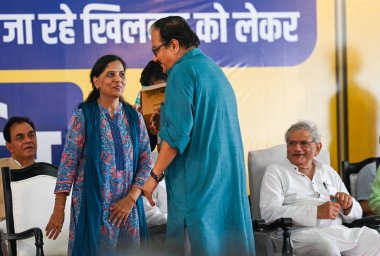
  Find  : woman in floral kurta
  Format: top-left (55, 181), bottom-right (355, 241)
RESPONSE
top-left (46, 55), bottom-right (151, 255)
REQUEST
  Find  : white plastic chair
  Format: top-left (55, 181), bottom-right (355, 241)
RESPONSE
top-left (247, 144), bottom-right (330, 255)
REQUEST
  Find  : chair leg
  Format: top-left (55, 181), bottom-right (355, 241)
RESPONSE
top-left (0, 233), bottom-right (4, 256)
top-left (34, 229), bottom-right (44, 256)
top-left (9, 239), bottom-right (16, 256)
top-left (282, 226), bottom-right (293, 256)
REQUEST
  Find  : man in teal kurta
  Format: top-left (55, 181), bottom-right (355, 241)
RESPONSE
top-left (142, 16), bottom-right (255, 255)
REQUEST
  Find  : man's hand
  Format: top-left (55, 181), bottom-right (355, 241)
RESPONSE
top-left (149, 106), bottom-right (161, 135)
top-left (142, 176), bottom-right (159, 207)
top-left (334, 192), bottom-right (353, 214)
top-left (317, 201), bottom-right (341, 219)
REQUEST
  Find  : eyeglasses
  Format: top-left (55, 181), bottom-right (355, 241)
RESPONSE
top-left (287, 140), bottom-right (315, 148)
top-left (152, 43), bottom-right (167, 57)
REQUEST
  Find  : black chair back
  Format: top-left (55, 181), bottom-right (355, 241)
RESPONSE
top-left (341, 157), bottom-right (380, 195)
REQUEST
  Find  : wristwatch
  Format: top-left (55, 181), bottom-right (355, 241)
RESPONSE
top-left (150, 170), bottom-right (164, 182)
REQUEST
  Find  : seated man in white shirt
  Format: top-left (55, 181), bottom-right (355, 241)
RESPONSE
top-left (0, 116), bottom-right (37, 254)
top-left (260, 120), bottom-right (380, 256)
top-left (0, 116), bottom-right (37, 220)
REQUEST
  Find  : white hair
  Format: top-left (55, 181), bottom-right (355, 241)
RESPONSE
top-left (285, 120), bottom-right (321, 143)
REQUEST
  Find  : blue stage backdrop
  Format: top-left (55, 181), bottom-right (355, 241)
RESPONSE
top-left (0, 83), bottom-right (83, 166)
top-left (0, 0), bottom-right (317, 167)
top-left (0, 0), bottom-right (316, 69)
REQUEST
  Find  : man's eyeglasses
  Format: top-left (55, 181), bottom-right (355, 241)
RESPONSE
top-left (287, 140), bottom-right (315, 148)
top-left (152, 43), bottom-right (167, 57)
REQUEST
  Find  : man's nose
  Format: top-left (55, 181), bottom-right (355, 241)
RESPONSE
top-left (24, 137), bottom-right (33, 143)
top-left (24, 135), bottom-right (35, 143)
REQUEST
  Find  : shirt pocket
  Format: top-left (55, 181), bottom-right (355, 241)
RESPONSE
top-left (324, 182), bottom-right (338, 196)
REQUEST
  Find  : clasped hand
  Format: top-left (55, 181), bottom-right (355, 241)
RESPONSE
top-left (317, 192), bottom-right (353, 219)
top-left (334, 192), bottom-right (353, 211)
top-left (109, 195), bottom-right (135, 228)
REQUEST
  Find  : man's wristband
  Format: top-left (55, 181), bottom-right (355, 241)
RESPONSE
top-left (150, 170), bottom-right (164, 182)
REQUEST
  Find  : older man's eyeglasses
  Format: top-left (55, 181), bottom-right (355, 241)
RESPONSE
top-left (287, 140), bottom-right (315, 148)
top-left (152, 43), bottom-right (167, 57)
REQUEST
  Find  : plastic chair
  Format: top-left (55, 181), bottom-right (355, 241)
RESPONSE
top-left (248, 144), bottom-right (330, 256)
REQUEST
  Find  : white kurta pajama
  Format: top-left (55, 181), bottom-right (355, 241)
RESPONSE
top-left (260, 159), bottom-right (380, 255)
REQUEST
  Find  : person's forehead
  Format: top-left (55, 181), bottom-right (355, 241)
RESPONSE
top-left (10, 122), bottom-right (34, 135)
top-left (289, 129), bottom-right (311, 138)
top-left (103, 61), bottom-right (124, 71)
top-left (151, 29), bottom-right (162, 43)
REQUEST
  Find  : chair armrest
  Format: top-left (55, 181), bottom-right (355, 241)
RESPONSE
top-left (267, 218), bottom-right (292, 231)
top-left (253, 218), bottom-right (293, 256)
top-left (344, 215), bottom-right (380, 229)
top-left (253, 218), bottom-right (266, 232)
top-left (4, 227), bottom-right (40, 241)
top-left (253, 218), bottom-right (292, 232)
top-left (3, 227), bottom-right (44, 256)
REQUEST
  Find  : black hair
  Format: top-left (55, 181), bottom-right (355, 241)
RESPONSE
top-left (3, 116), bottom-right (35, 143)
top-left (140, 60), bottom-right (168, 86)
top-left (151, 16), bottom-right (200, 49)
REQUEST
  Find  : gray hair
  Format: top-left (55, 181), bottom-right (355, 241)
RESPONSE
top-left (285, 120), bottom-right (321, 143)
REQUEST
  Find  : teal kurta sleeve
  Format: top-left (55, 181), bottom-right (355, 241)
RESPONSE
top-left (159, 65), bottom-right (194, 154)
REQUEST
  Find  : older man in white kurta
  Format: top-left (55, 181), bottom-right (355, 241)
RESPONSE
top-left (260, 121), bottom-right (380, 255)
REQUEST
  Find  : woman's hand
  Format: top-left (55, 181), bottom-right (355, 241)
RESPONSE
top-left (109, 195), bottom-right (135, 228)
top-left (45, 194), bottom-right (67, 240)
top-left (45, 207), bottom-right (65, 240)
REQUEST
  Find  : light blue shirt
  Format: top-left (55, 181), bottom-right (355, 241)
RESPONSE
top-left (357, 162), bottom-right (377, 201)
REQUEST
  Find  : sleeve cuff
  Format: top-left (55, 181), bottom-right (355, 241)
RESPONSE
top-left (159, 126), bottom-right (190, 154)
